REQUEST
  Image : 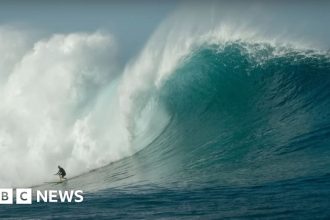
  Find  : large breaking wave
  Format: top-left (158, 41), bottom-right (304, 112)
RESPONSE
top-left (1, 1), bottom-right (330, 192)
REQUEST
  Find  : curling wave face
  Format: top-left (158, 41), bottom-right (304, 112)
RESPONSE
top-left (155, 42), bottom-right (330, 186)
top-left (51, 41), bottom-right (330, 193)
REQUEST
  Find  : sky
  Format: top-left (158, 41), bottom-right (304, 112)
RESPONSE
top-left (0, 0), bottom-right (179, 62)
top-left (2, 0), bottom-right (330, 57)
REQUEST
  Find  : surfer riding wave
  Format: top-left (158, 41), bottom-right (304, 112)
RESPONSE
top-left (55, 165), bottom-right (67, 181)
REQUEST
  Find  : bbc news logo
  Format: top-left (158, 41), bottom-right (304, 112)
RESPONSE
top-left (0, 188), bottom-right (83, 204)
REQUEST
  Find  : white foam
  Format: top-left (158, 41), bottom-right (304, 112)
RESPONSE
top-left (0, 29), bottom-right (119, 187)
top-left (0, 26), bottom-right (171, 187)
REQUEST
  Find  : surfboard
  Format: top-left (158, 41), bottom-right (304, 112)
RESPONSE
top-left (44, 179), bottom-right (67, 184)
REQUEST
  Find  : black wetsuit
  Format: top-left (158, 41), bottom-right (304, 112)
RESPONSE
top-left (57, 167), bottom-right (66, 178)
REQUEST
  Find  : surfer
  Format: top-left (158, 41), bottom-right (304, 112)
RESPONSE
top-left (55, 165), bottom-right (67, 181)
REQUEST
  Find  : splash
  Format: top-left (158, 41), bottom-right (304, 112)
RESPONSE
top-left (0, 28), bottom-right (120, 186)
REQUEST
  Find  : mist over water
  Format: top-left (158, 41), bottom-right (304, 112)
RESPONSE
top-left (0, 29), bottom-right (119, 186)
top-left (0, 27), bottom-right (173, 187)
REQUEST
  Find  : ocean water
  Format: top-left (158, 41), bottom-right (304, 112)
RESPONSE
top-left (2, 42), bottom-right (330, 219)
top-left (1, 2), bottom-right (330, 220)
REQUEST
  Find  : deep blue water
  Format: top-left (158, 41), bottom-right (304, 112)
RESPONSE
top-left (2, 175), bottom-right (330, 219)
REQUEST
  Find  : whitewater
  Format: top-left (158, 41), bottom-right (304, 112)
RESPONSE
top-left (1, 1), bottom-right (330, 219)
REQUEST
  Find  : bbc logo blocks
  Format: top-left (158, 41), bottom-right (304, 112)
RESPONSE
top-left (1, 188), bottom-right (83, 204)
top-left (16, 189), bottom-right (32, 204)
top-left (0, 189), bottom-right (13, 204)
top-left (0, 188), bottom-right (32, 204)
